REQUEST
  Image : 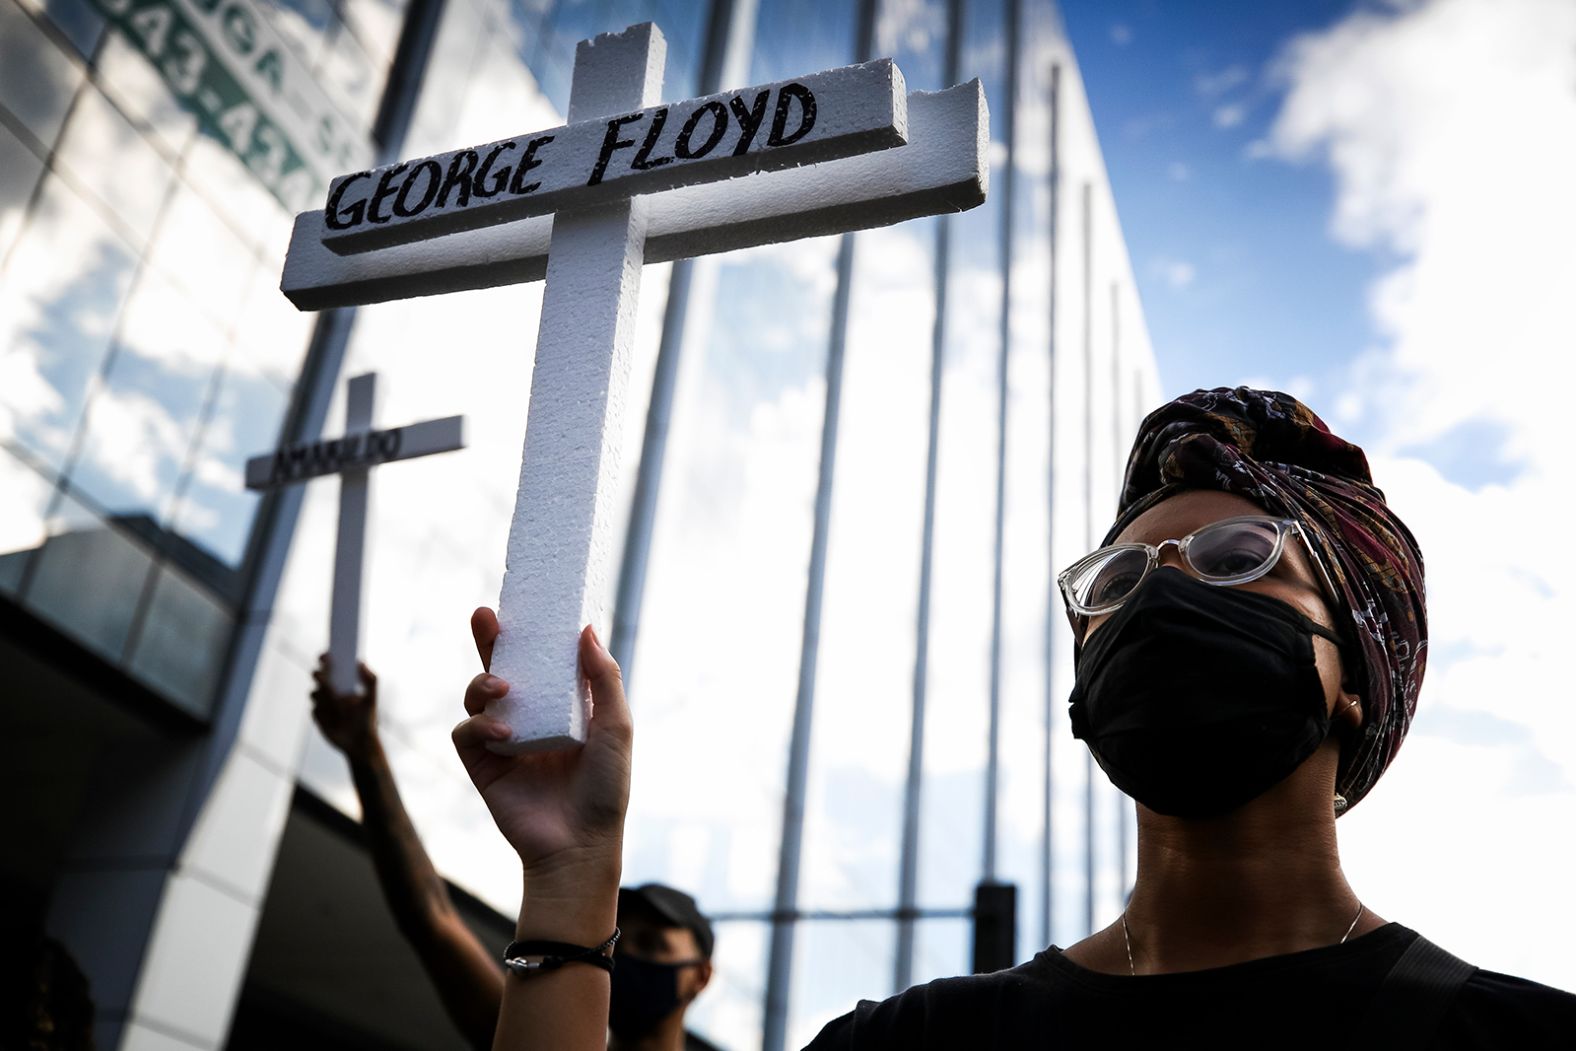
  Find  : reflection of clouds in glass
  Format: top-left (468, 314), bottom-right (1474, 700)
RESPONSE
top-left (96, 30), bottom-right (198, 156)
top-left (235, 265), bottom-right (314, 390)
top-left (52, 87), bottom-right (172, 250)
top-left (146, 185), bottom-right (256, 328)
top-left (0, 124), bottom-right (45, 263)
top-left (796, 222), bottom-right (935, 914)
top-left (78, 387), bottom-right (191, 508)
top-left (610, 224), bottom-right (848, 919)
top-left (0, 454), bottom-right (53, 593)
top-left (170, 360), bottom-right (285, 566)
top-left (0, 178), bottom-right (138, 465)
top-left (71, 270), bottom-right (227, 517)
top-left (749, 0), bottom-right (855, 83)
top-left (877, 0), bottom-right (947, 77)
top-left (262, 0), bottom-right (337, 69)
top-left (621, 369), bottom-right (823, 909)
top-left (701, 236), bottom-right (840, 417)
top-left (339, 0), bottom-right (407, 66)
top-left (685, 920), bottom-right (767, 1043)
top-left (319, 18), bottom-right (380, 129)
top-left (181, 133), bottom-right (291, 264)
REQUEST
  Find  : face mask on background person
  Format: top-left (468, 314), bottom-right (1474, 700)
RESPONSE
top-left (1068, 567), bottom-right (1348, 819)
top-left (608, 953), bottom-right (704, 1039)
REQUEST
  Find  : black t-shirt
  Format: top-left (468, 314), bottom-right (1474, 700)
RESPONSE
top-left (685, 1030), bottom-right (726, 1051)
top-left (804, 924), bottom-right (1576, 1049)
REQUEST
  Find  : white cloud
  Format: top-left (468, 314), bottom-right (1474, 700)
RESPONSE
top-left (1151, 256), bottom-right (1196, 289)
top-left (1266, 0), bottom-right (1576, 990)
top-left (1213, 102), bottom-right (1247, 128)
top-left (1194, 63), bottom-right (1249, 98)
top-left (1167, 161), bottom-right (1190, 182)
top-left (1109, 23), bottom-right (1133, 46)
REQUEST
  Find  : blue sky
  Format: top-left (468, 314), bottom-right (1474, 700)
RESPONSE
top-left (1059, 0), bottom-right (1382, 406)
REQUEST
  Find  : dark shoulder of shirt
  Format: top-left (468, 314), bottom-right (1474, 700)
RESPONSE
top-left (802, 923), bottom-right (1576, 1050)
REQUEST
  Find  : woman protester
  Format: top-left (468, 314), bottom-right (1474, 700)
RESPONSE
top-left (452, 387), bottom-right (1576, 1048)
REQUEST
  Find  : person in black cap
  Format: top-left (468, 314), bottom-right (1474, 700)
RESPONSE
top-left (611, 884), bottom-right (718, 1051)
top-left (312, 655), bottom-right (722, 1049)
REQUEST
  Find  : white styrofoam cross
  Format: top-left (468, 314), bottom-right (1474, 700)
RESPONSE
top-left (280, 23), bottom-right (988, 751)
top-left (245, 372), bottom-right (465, 694)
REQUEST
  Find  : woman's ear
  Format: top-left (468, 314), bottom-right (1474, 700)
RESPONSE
top-left (1334, 687), bottom-right (1363, 733)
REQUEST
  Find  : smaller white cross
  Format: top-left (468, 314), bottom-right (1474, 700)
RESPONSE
top-left (245, 372), bottom-right (465, 693)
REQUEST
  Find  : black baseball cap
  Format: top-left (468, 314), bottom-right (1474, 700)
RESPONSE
top-left (618, 884), bottom-right (715, 959)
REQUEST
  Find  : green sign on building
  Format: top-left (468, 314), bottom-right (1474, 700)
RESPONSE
top-left (89, 0), bottom-right (369, 211)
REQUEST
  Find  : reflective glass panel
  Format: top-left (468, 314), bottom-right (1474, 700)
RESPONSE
top-left (180, 129), bottom-right (292, 265)
top-left (339, 0), bottom-right (407, 68)
top-left (233, 260), bottom-right (313, 392)
top-left (126, 562), bottom-right (233, 716)
top-left (51, 85), bottom-right (174, 250)
top-left (912, 915), bottom-right (970, 985)
top-left (681, 918), bottom-right (767, 1051)
top-left (24, 491), bottom-right (156, 661)
top-left (260, 0), bottom-right (336, 70)
top-left (876, 0), bottom-right (947, 90)
top-left (145, 180), bottom-right (256, 328)
top-left (0, 0), bottom-right (85, 152)
top-left (0, 449), bottom-right (56, 596)
top-left (68, 268), bottom-right (229, 525)
top-left (17, 0), bottom-right (106, 58)
top-left (914, 0), bottom-right (1006, 930)
top-left (0, 173), bottom-right (139, 471)
top-left (95, 28), bottom-right (198, 157)
top-left (789, 919), bottom-right (896, 1049)
top-left (796, 223), bottom-right (936, 916)
top-left (317, 21), bottom-right (381, 131)
top-left (0, 121), bottom-right (45, 266)
top-left (749, 0), bottom-right (856, 82)
top-left (166, 357), bottom-right (287, 571)
top-left (995, 0), bottom-right (1058, 955)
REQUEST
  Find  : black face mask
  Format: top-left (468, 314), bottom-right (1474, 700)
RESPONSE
top-left (608, 954), bottom-right (691, 1038)
top-left (1068, 567), bottom-right (1346, 818)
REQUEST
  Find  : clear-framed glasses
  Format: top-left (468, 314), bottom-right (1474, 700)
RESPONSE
top-left (1057, 515), bottom-right (1338, 619)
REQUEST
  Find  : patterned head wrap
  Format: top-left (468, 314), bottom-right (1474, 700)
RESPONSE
top-left (1103, 387), bottom-right (1426, 812)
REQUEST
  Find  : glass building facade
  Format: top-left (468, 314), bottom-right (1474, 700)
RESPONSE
top-left (1, 0), bottom-right (1158, 1047)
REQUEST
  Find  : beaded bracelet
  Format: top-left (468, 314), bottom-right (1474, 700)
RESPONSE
top-left (503, 927), bottom-right (621, 976)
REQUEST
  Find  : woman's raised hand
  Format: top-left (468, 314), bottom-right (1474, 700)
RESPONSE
top-left (451, 608), bottom-right (632, 893)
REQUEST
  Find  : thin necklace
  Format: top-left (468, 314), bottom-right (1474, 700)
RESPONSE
top-left (1120, 901), bottom-right (1366, 976)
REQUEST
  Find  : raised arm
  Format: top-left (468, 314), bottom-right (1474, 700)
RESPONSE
top-left (312, 657), bottom-right (503, 1050)
top-left (450, 608), bottom-right (632, 1051)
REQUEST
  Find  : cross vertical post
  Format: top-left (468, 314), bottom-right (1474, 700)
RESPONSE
top-left (485, 25), bottom-right (667, 752)
top-left (329, 373), bottom-right (376, 694)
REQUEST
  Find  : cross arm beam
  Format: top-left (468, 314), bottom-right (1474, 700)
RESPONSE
top-left (244, 415), bottom-right (466, 489)
top-left (322, 59), bottom-right (909, 256)
top-left (281, 82), bottom-right (987, 311)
